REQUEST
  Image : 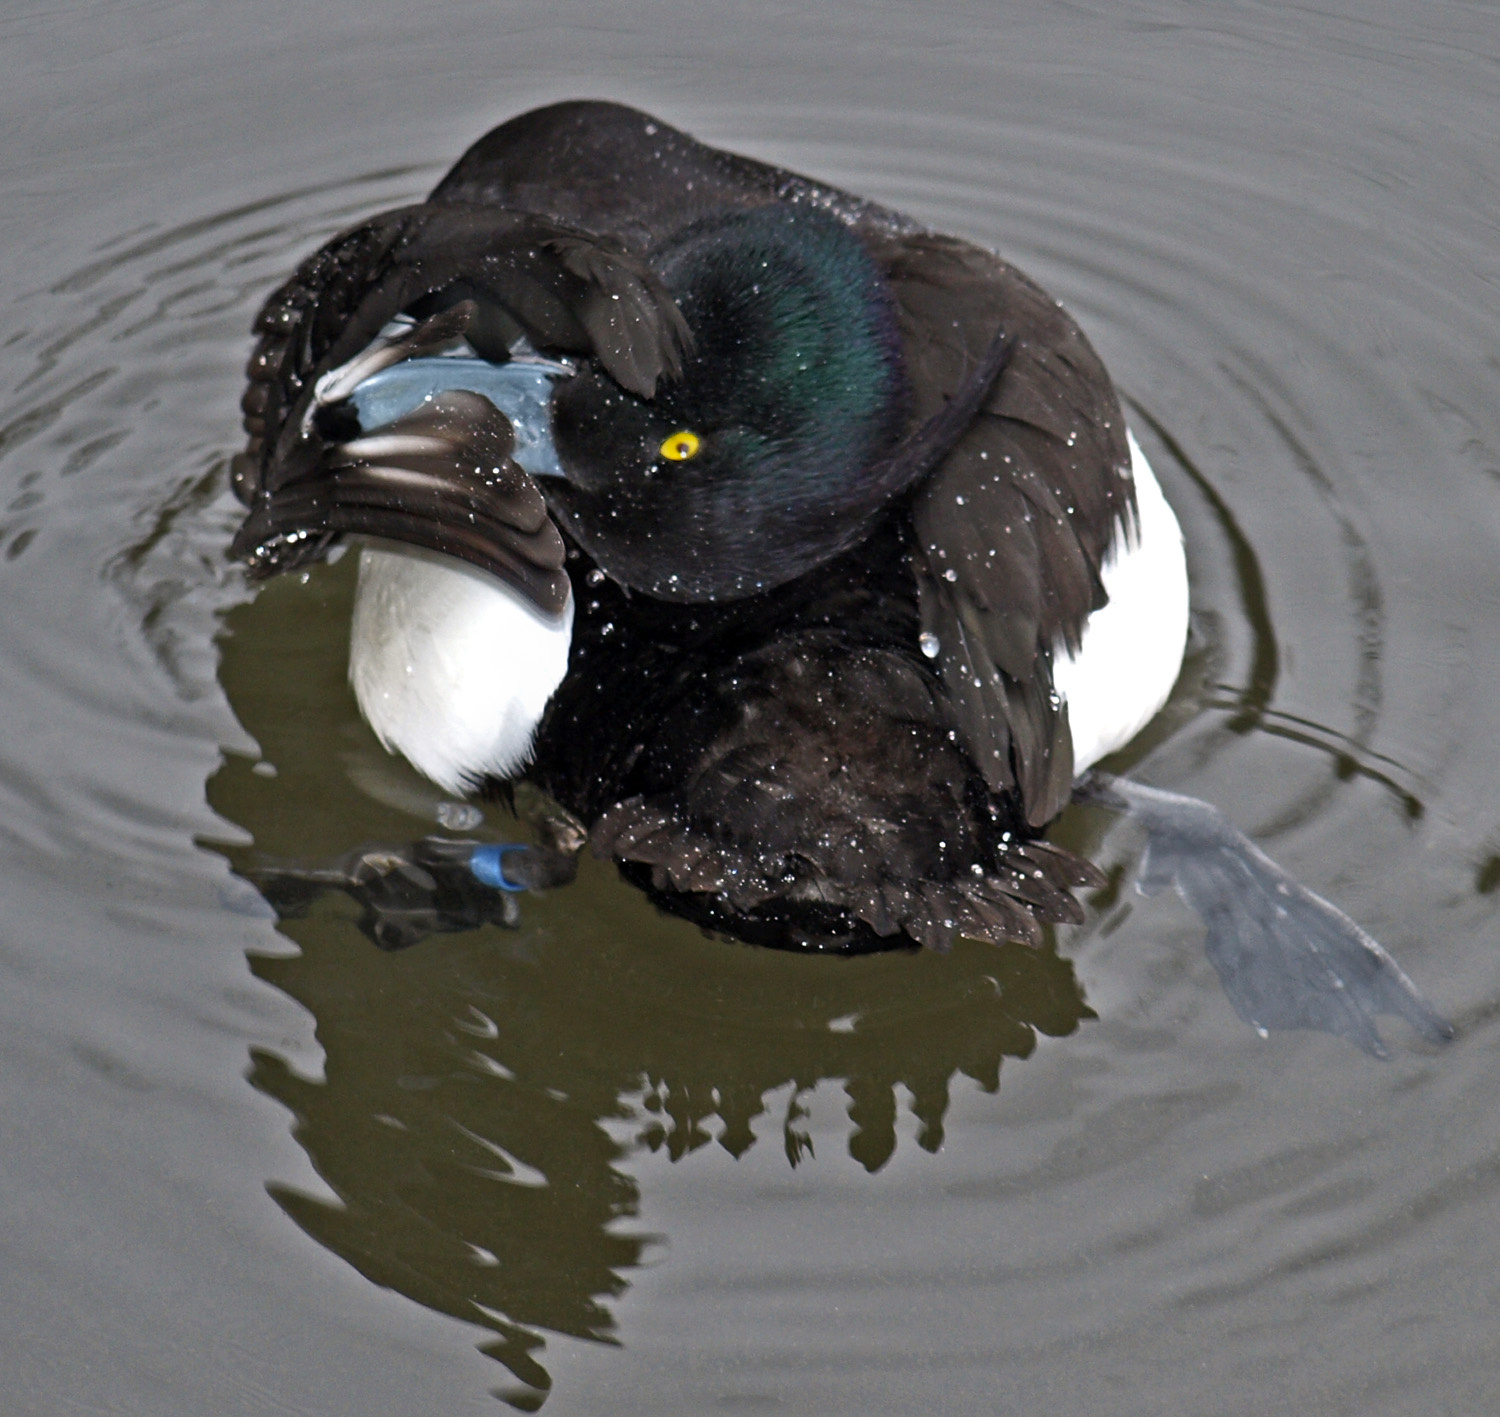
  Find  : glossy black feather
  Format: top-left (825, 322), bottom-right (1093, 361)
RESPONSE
top-left (528, 518), bottom-right (1104, 953)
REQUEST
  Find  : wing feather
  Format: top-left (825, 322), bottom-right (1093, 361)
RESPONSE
top-left (871, 231), bottom-right (1133, 821)
top-left (230, 391), bottom-right (571, 615)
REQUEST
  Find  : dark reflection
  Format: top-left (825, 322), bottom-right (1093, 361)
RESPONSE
top-left (209, 556), bottom-right (1092, 1408)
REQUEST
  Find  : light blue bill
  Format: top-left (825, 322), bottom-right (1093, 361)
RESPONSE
top-left (349, 356), bottom-right (569, 479)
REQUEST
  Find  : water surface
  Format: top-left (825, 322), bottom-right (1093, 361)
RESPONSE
top-left (5, 3), bottom-right (1500, 1413)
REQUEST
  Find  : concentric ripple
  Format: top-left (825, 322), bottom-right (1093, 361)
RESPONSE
top-left (6, 59), bottom-right (1500, 1414)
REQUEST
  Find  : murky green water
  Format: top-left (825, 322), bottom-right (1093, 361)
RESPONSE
top-left (6, 3), bottom-right (1500, 1412)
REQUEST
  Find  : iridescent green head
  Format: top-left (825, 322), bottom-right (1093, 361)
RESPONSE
top-left (548, 204), bottom-right (909, 601)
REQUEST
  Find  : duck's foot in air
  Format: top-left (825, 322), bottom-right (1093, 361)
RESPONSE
top-left (1075, 772), bottom-right (1453, 1057)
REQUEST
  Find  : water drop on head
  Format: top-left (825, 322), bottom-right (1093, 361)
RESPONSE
top-left (919, 631), bottom-right (941, 658)
top-left (587, 568), bottom-right (606, 586)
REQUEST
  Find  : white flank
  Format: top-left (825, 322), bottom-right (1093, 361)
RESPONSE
top-left (349, 544), bottom-right (574, 795)
top-left (1053, 430), bottom-right (1190, 774)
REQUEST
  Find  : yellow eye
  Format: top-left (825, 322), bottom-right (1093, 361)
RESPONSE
top-left (659, 430), bottom-right (702, 461)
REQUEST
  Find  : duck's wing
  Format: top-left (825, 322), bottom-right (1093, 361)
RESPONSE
top-left (230, 202), bottom-right (690, 605)
top-left (232, 389), bottom-right (573, 612)
top-left (871, 233), bottom-right (1135, 827)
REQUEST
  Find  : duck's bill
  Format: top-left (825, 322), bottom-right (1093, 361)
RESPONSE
top-left (340, 354), bottom-right (572, 480)
top-left (231, 359), bottom-right (574, 618)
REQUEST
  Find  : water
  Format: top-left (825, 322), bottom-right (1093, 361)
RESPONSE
top-left (6, 2), bottom-right (1500, 1412)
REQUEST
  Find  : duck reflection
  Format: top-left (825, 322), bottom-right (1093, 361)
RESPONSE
top-left (210, 558), bottom-right (1093, 1408)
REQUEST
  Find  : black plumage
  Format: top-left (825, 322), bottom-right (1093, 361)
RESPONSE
top-left (231, 100), bottom-right (1137, 953)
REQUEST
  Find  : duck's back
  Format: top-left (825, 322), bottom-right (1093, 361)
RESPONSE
top-left (428, 100), bottom-right (914, 250)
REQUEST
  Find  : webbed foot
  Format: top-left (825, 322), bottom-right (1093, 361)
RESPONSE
top-left (249, 786), bottom-right (588, 950)
top-left (1077, 772), bottom-right (1453, 1056)
top-left (250, 838), bottom-right (519, 950)
top-left (251, 831), bottom-right (586, 950)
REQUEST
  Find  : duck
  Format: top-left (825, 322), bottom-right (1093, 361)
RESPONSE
top-left (233, 101), bottom-right (1448, 1051)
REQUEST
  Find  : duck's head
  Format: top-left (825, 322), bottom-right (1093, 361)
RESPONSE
top-left (237, 200), bottom-right (1010, 614)
top-left (544, 205), bottom-right (907, 601)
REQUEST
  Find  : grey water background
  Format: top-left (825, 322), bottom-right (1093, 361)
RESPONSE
top-left (5, 1), bottom-right (1500, 1411)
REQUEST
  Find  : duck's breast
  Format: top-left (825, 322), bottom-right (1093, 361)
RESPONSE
top-left (348, 544), bottom-right (574, 794)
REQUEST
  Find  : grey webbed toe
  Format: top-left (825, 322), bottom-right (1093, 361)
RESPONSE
top-left (1079, 773), bottom-right (1452, 1056)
